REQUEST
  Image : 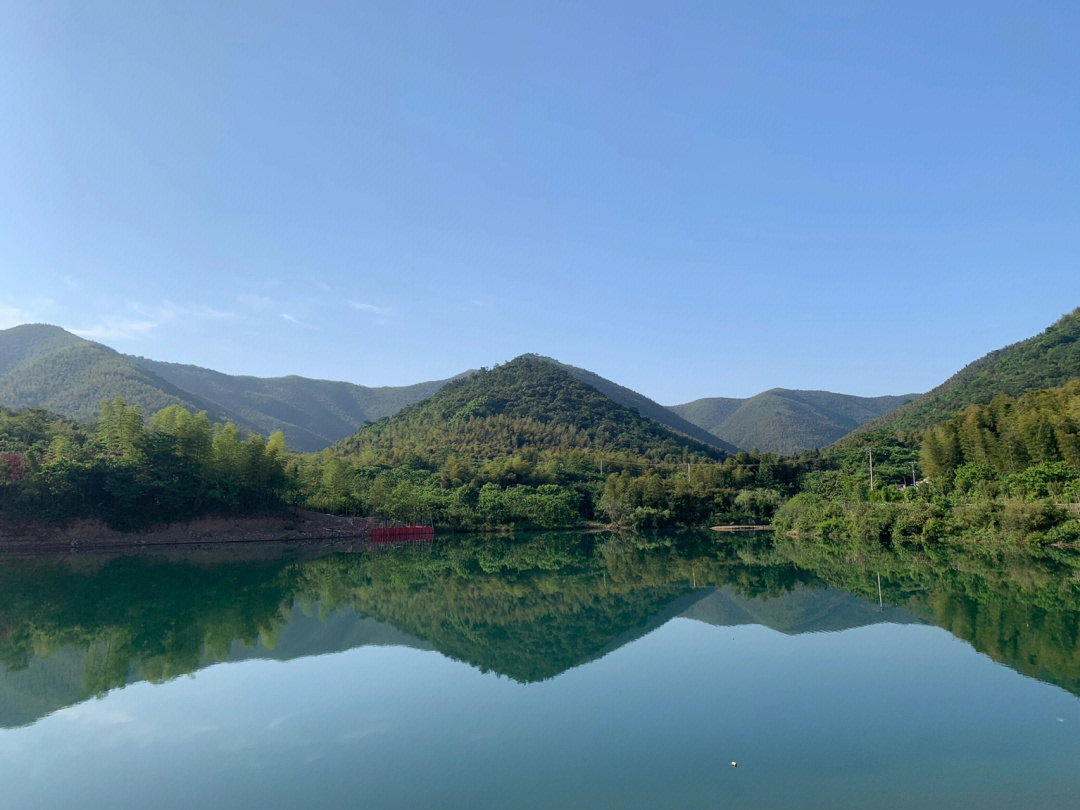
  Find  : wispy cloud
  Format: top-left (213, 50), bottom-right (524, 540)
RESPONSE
top-left (73, 319), bottom-right (160, 340)
top-left (0, 302), bottom-right (37, 330)
top-left (348, 301), bottom-right (394, 317)
top-left (74, 300), bottom-right (237, 341)
top-left (281, 313), bottom-right (318, 329)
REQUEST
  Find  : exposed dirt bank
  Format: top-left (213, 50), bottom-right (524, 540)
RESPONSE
top-left (0, 510), bottom-right (379, 555)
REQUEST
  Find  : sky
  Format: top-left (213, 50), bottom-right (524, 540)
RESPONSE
top-left (1, 1), bottom-right (1078, 404)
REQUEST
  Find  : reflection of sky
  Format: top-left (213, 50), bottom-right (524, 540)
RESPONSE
top-left (2, 621), bottom-right (1078, 810)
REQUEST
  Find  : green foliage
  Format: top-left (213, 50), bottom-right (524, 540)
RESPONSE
top-left (921, 380), bottom-right (1080, 484)
top-left (0, 398), bottom-right (290, 529)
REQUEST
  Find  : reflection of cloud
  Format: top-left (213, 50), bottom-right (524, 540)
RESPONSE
top-left (54, 704), bottom-right (134, 725)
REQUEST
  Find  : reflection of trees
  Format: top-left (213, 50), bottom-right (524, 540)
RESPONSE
top-left (1, 531), bottom-right (1079, 728)
top-left (762, 535), bottom-right (1080, 695)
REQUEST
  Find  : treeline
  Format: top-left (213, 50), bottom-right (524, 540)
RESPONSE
top-left (0, 397), bottom-right (800, 531)
top-left (293, 447), bottom-right (801, 530)
top-left (0, 399), bottom-right (290, 528)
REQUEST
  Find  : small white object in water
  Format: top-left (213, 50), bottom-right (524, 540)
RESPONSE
top-left (731, 761), bottom-right (737, 768)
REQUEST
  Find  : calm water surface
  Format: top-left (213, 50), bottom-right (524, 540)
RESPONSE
top-left (0, 532), bottom-right (1078, 809)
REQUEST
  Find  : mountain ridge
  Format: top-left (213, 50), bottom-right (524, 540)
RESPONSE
top-left (671, 388), bottom-right (916, 455)
top-left (850, 307), bottom-right (1080, 438)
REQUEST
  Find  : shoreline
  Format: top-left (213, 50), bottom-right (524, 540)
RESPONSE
top-left (0, 510), bottom-right (380, 556)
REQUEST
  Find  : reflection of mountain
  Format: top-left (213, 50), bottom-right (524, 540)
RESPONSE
top-left (1, 533), bottom-right (1078, 729)
top-left (0, 605), bottom-right (430, 730)
top-left (681, 584), bottom-right (919, 634)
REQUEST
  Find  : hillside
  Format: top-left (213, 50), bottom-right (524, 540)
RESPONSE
top-left (527, 355), bottom-right (739, 453)
top-left (0, 324), bottom-right (216, 422)
top-left (856, 307), bottom-right (1080, 436)
top-left (671, 389), bottom-right (915, 455)
top-left (136, 358), bottom-right (466, 452)
top-left (333, 355), bottom-right (725, 463)
top-left (0, 324), bottom-right (463, 451)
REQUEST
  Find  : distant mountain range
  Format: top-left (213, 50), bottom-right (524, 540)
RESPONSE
top-left (669, 390), bottom-right (917, 455)
top-left (6, 309), bottom-right (1078, 457)
top-left (0, 324), bottom-right (465, 452)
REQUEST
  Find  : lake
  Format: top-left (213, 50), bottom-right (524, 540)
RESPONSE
top-left (1, 532), bottom-right (1078, 809)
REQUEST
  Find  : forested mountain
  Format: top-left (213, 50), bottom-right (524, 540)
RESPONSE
top-left (0, 324), bottom-right (463, 451)
top-left (670, 389), bottom-right (915, 455)
top-left (135, 357), bottom-right (467, 452)
top-left (855, 307), bottom-right (1080, 436)
top-left (0, 324), bottom-right (217, 422)
top-left (333, 355), bottom-right (727, 463)
top-left (528, 355), bottom-right (739, 453)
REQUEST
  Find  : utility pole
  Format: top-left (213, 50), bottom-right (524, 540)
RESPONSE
top-left (869, 449), bottom-right (875, 492)
top-left (600, 455), bottom-right (604, 476)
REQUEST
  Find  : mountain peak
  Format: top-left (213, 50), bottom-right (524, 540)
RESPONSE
top-left (334, 353), bottom-right (726, 462)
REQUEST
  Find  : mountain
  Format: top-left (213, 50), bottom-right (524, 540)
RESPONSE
top-left (0, 324), bottom-right (463, 451)
top-left (0, 324), bottom-right (217, 422)
top-left (856, 307), bottom-right (1080, 436)
top-left (333, 354), bottom-right (730, 462)
top-left (526, 355), bottom-right (738, 453)
top-left (135, 357), bottom-right (468, 452)
top-left (670, 389), bottom-right (915, 455)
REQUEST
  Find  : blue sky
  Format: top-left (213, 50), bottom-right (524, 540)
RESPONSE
top-left (1, 1), bottom-right (1078, 403)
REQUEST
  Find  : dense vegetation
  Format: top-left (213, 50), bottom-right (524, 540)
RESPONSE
top-left (775, 384), bottom-right (1080, 548)
top-left (671, 389), bottom-right (915, 455)
top-left (0, 399), bottom-right (290, 528)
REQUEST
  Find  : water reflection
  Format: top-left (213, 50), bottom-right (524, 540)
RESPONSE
top-left (1, 532), bottom-right (1079, 729)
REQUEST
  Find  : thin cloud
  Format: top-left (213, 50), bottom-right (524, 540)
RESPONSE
top-left (75, 299), bottom-right (237, 341)
top-left (0, 302), bottom-right (36, 330)
top-left (73, 319), bottom-right (160, 340)
top-left (281, 313), bottom-right (317, 330)
top-left (348, 301), bottom-right (394, 317)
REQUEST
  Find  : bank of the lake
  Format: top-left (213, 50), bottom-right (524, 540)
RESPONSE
top-left (0, 509), bottom-right (379, 555)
